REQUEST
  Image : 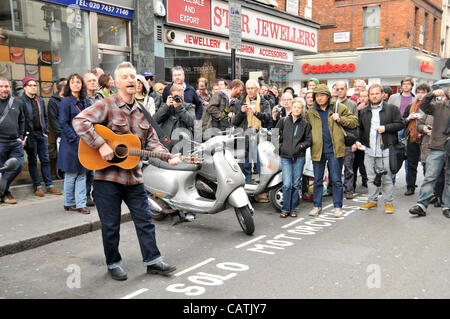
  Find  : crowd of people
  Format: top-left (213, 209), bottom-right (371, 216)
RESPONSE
top-left (0, 61), bottom-right (449, 280)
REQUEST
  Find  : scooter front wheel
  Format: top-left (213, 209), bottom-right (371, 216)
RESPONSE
top-left (268, 184), bottom-right (283, 212)
top-left (234, 205), bottom-right (255, 235)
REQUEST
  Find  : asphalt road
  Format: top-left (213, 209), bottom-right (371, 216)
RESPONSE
top-left (0, 169), bottom-right (449, 301)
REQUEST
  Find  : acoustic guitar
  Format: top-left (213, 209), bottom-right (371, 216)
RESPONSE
top-left (78, 124), bottom-right (199, 170)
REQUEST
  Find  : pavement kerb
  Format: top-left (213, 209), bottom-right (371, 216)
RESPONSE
top-left (1, 179), bottom-right (133, 257)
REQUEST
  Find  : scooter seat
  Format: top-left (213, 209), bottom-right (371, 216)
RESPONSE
top-left (146, 157), bottom-right (200, 171)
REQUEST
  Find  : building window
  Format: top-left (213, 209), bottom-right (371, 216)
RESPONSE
top-left (0, 0), bottom-right (91, 97)
top-left (413, 7), bottom-right (418, 47)
top-left (362, 6), bottom-right (380, 47)
top-left (424, 12), bottom-right (428, 49)
top-left (432, 17), bottom-right (437, 53)
top-left (305, 0), bottom-right (312, 19)
top-left (0, 0), bottom-right (24, 32)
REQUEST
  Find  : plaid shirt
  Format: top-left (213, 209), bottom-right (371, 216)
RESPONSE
top-left (72, 94), bottom-right (169, 185)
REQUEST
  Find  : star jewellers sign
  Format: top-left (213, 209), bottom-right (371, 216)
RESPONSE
top-left (166, 0), bottom-right (317, 53)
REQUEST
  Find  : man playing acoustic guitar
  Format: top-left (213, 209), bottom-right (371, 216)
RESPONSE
top-left (73, 62), bottom-right (180, 281)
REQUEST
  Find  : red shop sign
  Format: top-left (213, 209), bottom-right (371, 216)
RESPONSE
top-left (167, 0), bottom-right (211, 30)
top-left (302, 62), bottom-right (356, 74)
top-left (419, 61), bottom-right (434, 74)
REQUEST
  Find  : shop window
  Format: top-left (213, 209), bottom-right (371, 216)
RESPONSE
top-left (163, 47), bottom-right (292, 92)
top-left (0, 0), bottom-right (24, 32)
top-left (0, 0), bottom-right (91, 97)
top-left (362, 6), bottom-right (380, 47)
top-left (98, 14), bottom-right (128, 47)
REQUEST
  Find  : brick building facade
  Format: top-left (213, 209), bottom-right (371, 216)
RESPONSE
top-left (289, 0), bottom-right (446, 92)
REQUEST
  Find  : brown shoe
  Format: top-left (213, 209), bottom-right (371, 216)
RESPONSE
top-left (34, 188), bottom-right (45, 197)
top-left (64, 205), bottom-right (77, 211)
top-left (77, 207), bottom-right (90, 214)
top-left (47, 187), bottom-right (62, 195)
top-left (2, 193), bottom-right (17, 204)
top-left (255, 193), bottom-right (269, 203)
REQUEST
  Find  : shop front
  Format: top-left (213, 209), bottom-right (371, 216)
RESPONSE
top-left (162, 0), bottom-right (319, 89)
top-left (0, 0), bottom-right (133, 98)
top-left (291, 48), bottom-right (445, 93)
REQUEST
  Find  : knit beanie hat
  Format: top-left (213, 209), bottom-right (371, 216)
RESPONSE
top-left (22, 77), bottom-right (35, 87)
top-left (309, 78), bottom-right (320, 85)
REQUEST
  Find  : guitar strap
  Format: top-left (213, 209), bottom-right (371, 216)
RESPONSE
top-left (140, 104), bottom-right (174, 151)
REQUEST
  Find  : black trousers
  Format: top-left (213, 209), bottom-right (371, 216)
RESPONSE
top-left (406, 140), bottom-right (421, 190)
top-left (353, 149), bottom-right (368, 188)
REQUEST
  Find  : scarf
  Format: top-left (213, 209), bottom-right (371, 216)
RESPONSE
top-left (246, 94), bottom-right (262, 130)
top-left (407, 99), bottom-right (421, 143)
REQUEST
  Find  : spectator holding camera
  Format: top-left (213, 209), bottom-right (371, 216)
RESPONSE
top-left (154, 84), bottom-right (195, 141)
top-left (357, 84), bottom-right (404, 214)
top-left (409, 88), bottom-right (450, 218)
top-left (402, 83), bottom-right (431, 196)
top-left (272, 92), bottom-right (293, 127)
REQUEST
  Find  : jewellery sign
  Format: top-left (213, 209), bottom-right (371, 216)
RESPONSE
top-left (168, 29), bottom-right (294, 63)
top-left (166, 0), bottom-right (317, 53)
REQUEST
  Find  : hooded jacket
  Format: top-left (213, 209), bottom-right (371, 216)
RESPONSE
top-left (136, 74), bottom-right (156, 115)
top-left (305, 84), bottom-right (358, 161)
top-left (47, 93), bottom-right (63, 137)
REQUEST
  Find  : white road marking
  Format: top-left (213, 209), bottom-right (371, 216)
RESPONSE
top-left (174, 258), bottom-right (216, 277)
top-left (121, 288), bottom-right (149, 299)
top-left (234, 235), bottom-right (267, 249)
top-left (281, 218), bottom-right (305, 228)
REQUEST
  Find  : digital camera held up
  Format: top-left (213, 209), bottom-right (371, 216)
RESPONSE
top-left (172, 95), bottom-right (183, 103)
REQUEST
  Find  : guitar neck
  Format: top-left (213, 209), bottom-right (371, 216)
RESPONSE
top-left (128, 149), bottom-right (173, 161)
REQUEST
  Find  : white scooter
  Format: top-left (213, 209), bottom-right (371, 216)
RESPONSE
top-left (143, 134), bottom-right (255, 235)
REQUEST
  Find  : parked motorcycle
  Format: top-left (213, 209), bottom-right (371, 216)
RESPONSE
top-left (143, 134), bottom-right (255, 235)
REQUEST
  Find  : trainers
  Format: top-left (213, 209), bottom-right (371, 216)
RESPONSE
top-left (409, 204), bottom-right (426, 217)
top-left (255, 193), bottom-right (269, 203)
top-left (385, 203), bottom-right (394, 214)
top-left (404, 189), bottom-right (414, 196)
top-left (47, 187), bottom-right (62, 195)
top-left (334, 207), bottom-right (343, 218)
top-left (2, 193), bottom-right (17, 204)
top-left (185, 214), bottom-right (195, 222)
top-left (309, 207), bottom-right (322, 216)
top-left (360, 201), bottom-right (377, 210)
top-left (345, 193), bottom-right (354, 199)
top-left (34, 188), bottom-right (45, 197)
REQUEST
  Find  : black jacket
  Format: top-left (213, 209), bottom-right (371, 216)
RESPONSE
top-left (231, 95), bottom-right (271, 129)
top-left (275, 114), bottom-right (312, 159)
top-left (357, 102), bottom-right (404, 149)
top-left (153, 102), bottom-right (195, 138)
top-left (47, 94), bottom-right (63, 137)
top-left (0, 96), bottom-right (25, 142)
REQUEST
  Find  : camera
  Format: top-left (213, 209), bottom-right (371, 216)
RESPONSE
top-left (374, 168), bottom-right (387, 187)
top-left (172, 95), bottom-right (182, 103)
top-left (277, 106), bottom-right (283, 113)
top-left (437, 95), bottom-right (443, 101)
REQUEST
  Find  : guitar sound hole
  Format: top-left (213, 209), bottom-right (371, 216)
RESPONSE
top-left (115, 145), bottom-right (128, 158)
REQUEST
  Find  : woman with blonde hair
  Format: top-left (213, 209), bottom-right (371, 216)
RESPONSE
top-left (275, 99), bottom-right (312, 218)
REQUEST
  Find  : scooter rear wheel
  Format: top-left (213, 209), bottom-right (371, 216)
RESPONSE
top-left (268, 184), bottom-right (283, 212)
top-left (234, 205), bottom-right (255, 235)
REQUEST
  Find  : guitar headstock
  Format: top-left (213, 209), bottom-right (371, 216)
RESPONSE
top-left (181, 154), bottom-right (201, 165)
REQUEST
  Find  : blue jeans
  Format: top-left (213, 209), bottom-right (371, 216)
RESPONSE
top-left (64, 172), bottom-right (87, 208)
top-left (417, 150), bottom-right (450, 210)
top-left (25, 135), bottom-right (53, 189)
top-left (93, 180), bottom-right (162, 269)
top-left (0, 140), bottom-right (24, 193)
top-left (281, 157), bottom-right (305, 213)
top-left (313, 153), bottom-right (344, 208)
